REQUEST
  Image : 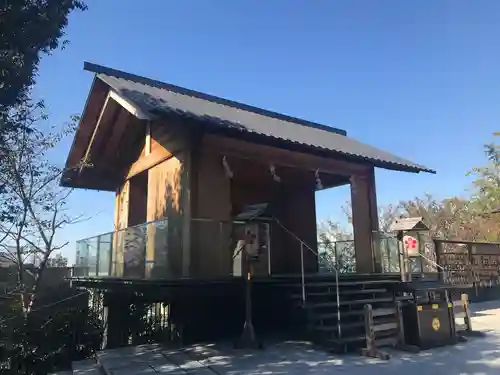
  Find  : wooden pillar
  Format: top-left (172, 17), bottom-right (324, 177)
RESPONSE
top-left (103, 292), bottom-right (129, 349)
top-left (350, 167), bottom-right (381, 273)
top-left (112, 182), bottom-right (129, 277)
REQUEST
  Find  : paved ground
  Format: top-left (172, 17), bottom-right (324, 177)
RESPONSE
top-left (99, 300), bottom-right (500, 375)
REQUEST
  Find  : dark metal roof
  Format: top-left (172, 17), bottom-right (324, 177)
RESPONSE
top-left (83, 62), bottom-right (435, 174)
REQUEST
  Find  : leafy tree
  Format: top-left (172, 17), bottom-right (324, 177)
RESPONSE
top-left (400, 194), bottom-right (480, 240)
top-left (466, 132), bottom-right (500, 241)
top-left (317, 195), bottom-right (478, 273)
top-left (0, 0), bottom-right (87, 114)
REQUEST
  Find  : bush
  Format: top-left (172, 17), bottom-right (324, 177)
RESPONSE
top-left (0, 286), bottom-right (103, 375)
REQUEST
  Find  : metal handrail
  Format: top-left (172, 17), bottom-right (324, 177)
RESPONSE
top-left (399, 249), bottom-right (448, 283)
top-left (417, 252), bottom-right (445, 272)
top-left (272, 216), bottom-right (342, 339)
top-left (415, 252), bottom-right (452, 284)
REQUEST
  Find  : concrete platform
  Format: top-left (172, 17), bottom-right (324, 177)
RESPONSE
top-left (65, 300), bottom-right (500, 375)
top-left (181, 300), bottom-right (500, 375)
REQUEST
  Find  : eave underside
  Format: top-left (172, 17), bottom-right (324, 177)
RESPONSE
top-left (61, 90), bottom-right (146, 191)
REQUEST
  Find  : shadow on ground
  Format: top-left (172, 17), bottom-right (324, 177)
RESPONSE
top-left (179, 300), bottom-right (500, 375)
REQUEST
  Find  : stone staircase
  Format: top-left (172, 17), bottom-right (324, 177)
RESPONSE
top-left (285, 274), bottom-right (409, 352)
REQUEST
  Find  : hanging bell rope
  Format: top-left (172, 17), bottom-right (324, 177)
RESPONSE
top-left (315, 168), bottom-right (323, 190)
top-left (269, 164), bottom-right (281, 183)
top-left (222, 156), bottom-right (233, 179)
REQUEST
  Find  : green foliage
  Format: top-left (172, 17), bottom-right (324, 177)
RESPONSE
top-left (468, 133), bottom-right (500, 216)
top-left (400, 195), bottom-right (479, 239)
top-left (0, 0), bottom-right (87, 115)
top-left (0, 287), bottom-right (103, 375)
top-left (317, 132), bottom-right (500, 270)
top-left (317, 220), bottom-right (355, 273)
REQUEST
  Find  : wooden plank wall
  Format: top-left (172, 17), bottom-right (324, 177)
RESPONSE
top-left (192, 146), bottom-right (319, 277)
top-left (111, 127), bottom-right (322, 279)
top-left (128, 172), bottom-right (148, 226)
top-left (145, 122), bottom-right (189, 279)
top-left (275, 187), bottom-right (318, 274)
top-left (190, 150), bottom-right (232, 278)
top-left (112, 120), bottom-right (191, 279)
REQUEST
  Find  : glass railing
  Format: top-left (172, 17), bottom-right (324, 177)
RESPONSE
top-left (75, 220), bottom-right (440, 279)
top-left (317, 234), bottom-right (439, 275)
top-left (74, 218), bottom-right (251, 279)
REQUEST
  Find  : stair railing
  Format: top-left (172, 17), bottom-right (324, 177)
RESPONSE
top-left (273, 217), bottom-right (342, 339)
top-left (415, 252), bottom-right (448, 282)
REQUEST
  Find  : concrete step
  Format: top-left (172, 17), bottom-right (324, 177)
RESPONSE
top-left (72, 359), bottom-right (104, 375)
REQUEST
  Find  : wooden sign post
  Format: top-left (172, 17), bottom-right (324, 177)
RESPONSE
top-left (389, 217), bottom-right (429, 282)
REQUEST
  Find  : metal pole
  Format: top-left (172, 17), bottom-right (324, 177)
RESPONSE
top-left (398, 236), bottom-right (406, 282)
top-left (335, 267), bottom-right (342, 338)
top-left (385, 238), bottom-right (391, 273)
top-left (236, 236), bottom-right (258, 348)
top-left (334, 241), bottom-right (339, 270)
top-left (96, 236), bottom-right (101, 277)
top-left (109, 233), bottom-right (114, 277)
top-left (300, 243), bottom-right (306, 306)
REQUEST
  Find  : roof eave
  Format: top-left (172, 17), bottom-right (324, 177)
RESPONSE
top-left (198, 123), bottom-right (436, 175)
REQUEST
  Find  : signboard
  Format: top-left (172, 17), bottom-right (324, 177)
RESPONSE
top-left (436, 242), bottom-right (500, 286)
top-left (403, 234), bottom-right (419, 257)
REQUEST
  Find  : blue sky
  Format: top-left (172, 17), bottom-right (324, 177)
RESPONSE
top-left (32, 1), bottom-right (500, 262)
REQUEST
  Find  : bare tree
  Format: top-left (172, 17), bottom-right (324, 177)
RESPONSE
top-left (0, 100), bottom-right (83, 316)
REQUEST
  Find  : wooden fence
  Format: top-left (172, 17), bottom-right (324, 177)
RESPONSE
top-left (434, 239), bottom-right (500, 287)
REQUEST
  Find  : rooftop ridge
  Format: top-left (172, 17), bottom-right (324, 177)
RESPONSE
top-left (83, 61), bottom-right (347, 136)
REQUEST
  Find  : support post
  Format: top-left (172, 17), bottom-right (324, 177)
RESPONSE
top-left (395, 300), bottom-right (405, 347)
top-left (461, 293), bottom-right (472, 333)
top-left (95, 236), bottom-right (101, 276)
top-left (235, 245), bottom-right (260, 349)
top-left (103, 292), bottom-right (129, 349)
top-left (434, 240), bottom-right (444, 282)
top-left (350, 168), bottom-right (381, 273)
top-left (453, 293), bottom-right (485, 338)
top-left (300, 243), bottom-right (306, 306)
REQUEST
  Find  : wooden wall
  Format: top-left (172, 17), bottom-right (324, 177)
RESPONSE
top-left (128, 172), bottom-right (148, 226)
top-left (111, 127), bottom-right (327, 279)
top-left (146, 122), bottom-right (191, 278)
top-left (190, 150), bottom-right (232, 278)
top-left (274, 187), bottom-right (318, 274)
top-left (192, 142), bottom-right (319, 277)
top-left (113, 120), bottom-right (191, 279)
